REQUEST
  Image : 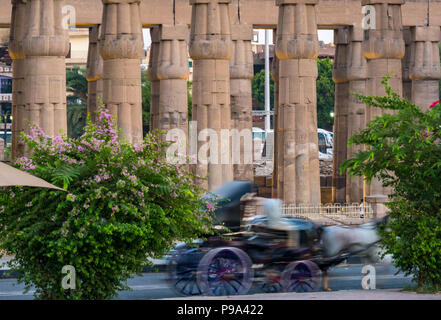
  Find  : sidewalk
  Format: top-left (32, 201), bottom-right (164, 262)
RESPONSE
top-left (0, 256), bottom-right (170, 278)
top-left (163, 289), bottom-right (441, 300)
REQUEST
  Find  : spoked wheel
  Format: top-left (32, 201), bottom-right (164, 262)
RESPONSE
top-left (259, 265), bottom-right (284, 293)
top-left (281, 260), bottom-right (321, 293)
top-left (167, 248), bottom-right (203, 296)
top-left (197, 247), bottom-right (254, 296)
top-left (259, 278), bottom-right (283, 293)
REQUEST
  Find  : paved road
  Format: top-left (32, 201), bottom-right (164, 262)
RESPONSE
top-left (0, 263), bottom-right (414, 300)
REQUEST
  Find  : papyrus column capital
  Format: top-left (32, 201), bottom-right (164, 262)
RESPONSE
top-left (22, 0), bottom-right (70, 57)
top-left (156, 24), bottom-right (190, 80)
top-left (99, 0), bottom-right (144, 60)
top-left (362, 1), bottom-right (405, 60)
top-left (275, 0), bottom-right (319, 60)
top-left (333, 28), bottom-right (349, 83)
top-left (408, 26), bottom-right (441, 81)
top-left (9, 0), bottom-right (27, 60)
top-left (230, 23), bottom-right (253, 80)
top-left (86, 25), bottom-right (103, 82)
top-left (189, 0), bottom-right (232, 60)
top-left (347, 26), bottom-right (368, 81)
top-left (148, 27), bottom-right (160, 82)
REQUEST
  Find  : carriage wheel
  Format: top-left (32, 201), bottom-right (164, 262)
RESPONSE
top-left (167, 249), bottom-right (203, 296)
top-left (197, 247), bottom-right (254, 296)
top-left (259, 279), bottom-right (283, 293)
top-left (259, 265), bottom-right (284, 293)
top-left (281, 260), bottom-right (321, 293)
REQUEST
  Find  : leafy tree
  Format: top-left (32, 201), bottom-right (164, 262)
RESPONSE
top-left (0, 106), bottom-right (217, 299)
top-left (67, 104), bottom-right (87, 139)
top-left (66, 67), bottom-right (88, 105)
top-left (141, 70), bottom-right (151, 136)
top-left (188, 81), bottom-right (193, 120)
top-left (66, 67), bottom-right (88, 139)
top-left (317, 58), bottom-right (335, 130)
top-left (252, 69), bottom-right (274, 110)
top-left (342, 76), bottom-right (441, 291)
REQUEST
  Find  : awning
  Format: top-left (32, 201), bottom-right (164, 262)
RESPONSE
top-left (0, 162), bottom-right (65, 191)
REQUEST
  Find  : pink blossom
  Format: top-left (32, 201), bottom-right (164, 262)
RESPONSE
top-left (430, 100), bottom-right (440, 109)
top-left (206, 201), bottom-right (215, 212)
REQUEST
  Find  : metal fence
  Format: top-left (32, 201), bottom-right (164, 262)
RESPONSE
top-left (282, 203), bottom-right (374, 220)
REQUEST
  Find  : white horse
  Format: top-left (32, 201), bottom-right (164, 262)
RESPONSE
top-left (318, 217), bottom-right (388, 290)
top-left (320, 220), bottom-right (382, 258)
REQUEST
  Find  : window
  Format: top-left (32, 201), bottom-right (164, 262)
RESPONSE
top-left (0, 78), bottom-right (12, 94)
top-left (253, 31), bottom-right (259, 43)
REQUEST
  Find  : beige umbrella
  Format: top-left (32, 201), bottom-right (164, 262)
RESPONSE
top-left (0, 162), bottom-right (65, 191)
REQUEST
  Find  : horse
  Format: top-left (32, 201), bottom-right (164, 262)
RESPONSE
top-left (318, 216), bottom-right (389, 291)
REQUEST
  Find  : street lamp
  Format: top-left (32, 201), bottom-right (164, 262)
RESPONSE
top-left (330, 112), bottom-right (335, 132)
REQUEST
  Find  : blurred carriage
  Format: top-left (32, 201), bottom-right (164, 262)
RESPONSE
top-left (167, 181), bottom-right (385, 296)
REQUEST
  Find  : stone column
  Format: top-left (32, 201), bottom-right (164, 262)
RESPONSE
top-left (408, 26), bottom-right (441, 110)
top-left (230, 23), bottom-right (254, 182)
top-left (100, 0), bottom-right (144, 144)
top-left (0, 138), bottom-right (4, 161)
top-left (155, 24), bottom-right (190, 143)
top-left (22, 0), bottom-right (70, 144)
top-left (402, 28), bottom-right (412, 101)
top-left (275, 0), bottom-right (321, 205)
top-left (9, 0), bottom-right (26, 159)
top-left (272, 31), bottom-right (281, 198)
top-left (189, 0), bottom-right (233, 191)
top-left (86, 25), bottom-right (103, 122)
top-left (332, 28), bottom-right (349, 204)
top-left (148, 26), bottom-right (160, 132)
top-left (346, 26), bottom-right (368, 203)
top-left (362, 0), bottom-right (405, 196)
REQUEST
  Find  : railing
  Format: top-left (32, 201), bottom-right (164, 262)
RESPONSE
top-left (282, 203), bottom-right (375, 221)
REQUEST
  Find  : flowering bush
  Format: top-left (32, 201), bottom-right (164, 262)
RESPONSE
top-left (342, 77), bottom-right (441, 291)
top-left (0, 106), bottom-right (216, 299)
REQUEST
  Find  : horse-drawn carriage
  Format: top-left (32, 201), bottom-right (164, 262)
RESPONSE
top-left (167, 181), bottom-right (385, 296)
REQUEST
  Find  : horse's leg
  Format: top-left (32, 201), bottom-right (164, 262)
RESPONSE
top-left (322, 269), bottom-right (331, 291)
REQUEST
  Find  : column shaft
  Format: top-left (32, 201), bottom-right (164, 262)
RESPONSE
top-left (22, 0), bottom-right (70, 149)
top-left (230, 23), bottom-right (254, 182)
top-left (189, 0), bottom-right (233, 191)
top-left (346, 26), bottom-right (368, 203)
top-left (362, 0), bottom-right (405, 196)
top-left (402, 28), bottom-right (412, 101)
top-left (100, 0), bottom-right (144, 144)
top-left (155, 24), bottom-right (190, 143)
top-left (408, 26), bottom-right (441, 110)
top-left (9, 0), bottom-right (26, 159)
top-left (332, 28), bottom-right (349, 204)
top-left (275, 0), bottom-right (320, 205)
top-left (86, 25), bottom-right (103, 122)
top-left (148, 27), bottom-right (160, 132)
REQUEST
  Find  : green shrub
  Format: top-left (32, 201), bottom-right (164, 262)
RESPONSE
top-left (0, 106), bottom-right (216, 299)
top-left (342, 76), bottom-right (441, 291)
